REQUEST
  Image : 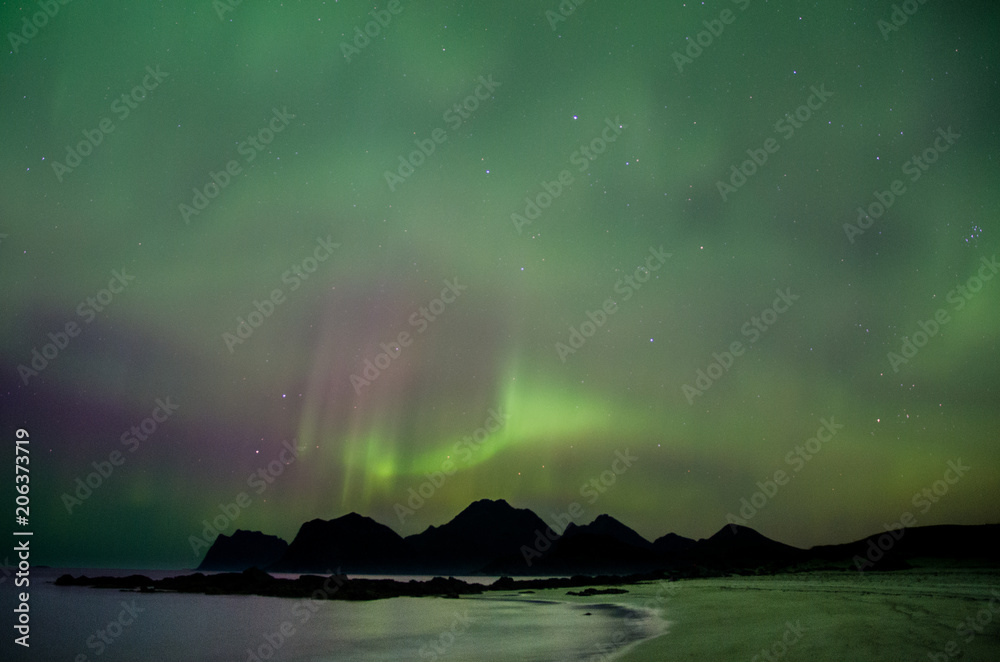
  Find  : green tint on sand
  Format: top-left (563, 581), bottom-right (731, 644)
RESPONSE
top-left (519, 568), bottom-right (999, 661)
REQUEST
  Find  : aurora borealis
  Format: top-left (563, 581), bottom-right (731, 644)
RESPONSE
top-left (2, 0), bottom-right (998, 569)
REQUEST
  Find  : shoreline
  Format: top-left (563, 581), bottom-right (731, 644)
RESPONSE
top-left (614, 568), bottom-right (1000, 661)
top-left (471, 594), bottom-right (671, 661)
top-left (52, 566), bottom-right (689, 601)
top-left (43, 566), bottom-right (1000, 659)
top-left (472, 567), bottom-right (1000, 661)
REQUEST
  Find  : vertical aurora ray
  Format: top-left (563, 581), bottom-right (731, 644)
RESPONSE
top-left (2, 0), bottom-right (997, 567)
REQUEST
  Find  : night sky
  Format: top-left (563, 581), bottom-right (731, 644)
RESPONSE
top-left (2, 1), bottom-right (998, 569)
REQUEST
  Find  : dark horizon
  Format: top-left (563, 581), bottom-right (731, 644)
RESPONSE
top-left (23, 497), bottom-right (998, 572)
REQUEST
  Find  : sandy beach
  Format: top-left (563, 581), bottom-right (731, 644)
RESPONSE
top-left (514, 568), bottom-right (1000, 661)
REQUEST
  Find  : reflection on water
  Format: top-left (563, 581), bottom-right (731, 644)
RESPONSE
top-left (27, 568), bottom-right (665, 661)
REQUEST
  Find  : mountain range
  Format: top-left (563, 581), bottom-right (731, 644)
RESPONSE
top-left (196, 498), bottom-right (998, 576)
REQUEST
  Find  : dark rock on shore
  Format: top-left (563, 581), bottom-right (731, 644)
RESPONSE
top-left (56, 568), bottom-right (486, 601)
top-left (566, 588), bottom-right (629, 596)
top-left (55, 568), bottom-right (683, 602)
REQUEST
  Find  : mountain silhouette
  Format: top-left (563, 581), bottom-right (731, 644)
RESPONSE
top-left (807, 523), bottom-right (1000, 570)
top-left (194, 500), bottom-right (999, 576)
top-left (701, 524), bottom-right (801, 555)
top-left (266, 513), bottom-right (415, 574)
top-left (404, 498), bottom-right (553, 574)
top-left (196, 530), bottom-right (288, 571)
top-left (652, 532), bottom-right (697, 553)
top-left (562, 514), bottom-right (654, 550)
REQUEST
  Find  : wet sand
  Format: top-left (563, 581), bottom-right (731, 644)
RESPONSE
top-left (523, 568), bottom-right (1000, 660)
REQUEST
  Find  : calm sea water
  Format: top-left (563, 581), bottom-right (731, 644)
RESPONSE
top-left (17, 568), bottom-right (665, 661)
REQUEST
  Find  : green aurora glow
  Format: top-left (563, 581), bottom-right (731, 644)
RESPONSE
top-left (2, 0), bottom-right (998, 568)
